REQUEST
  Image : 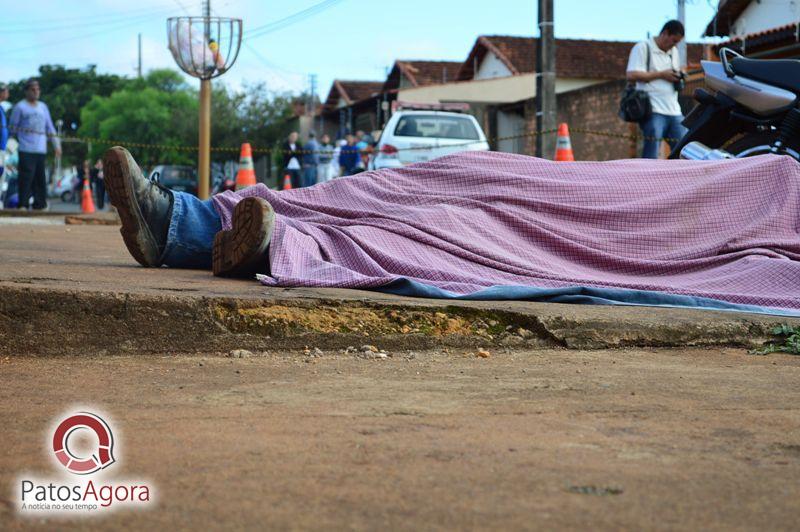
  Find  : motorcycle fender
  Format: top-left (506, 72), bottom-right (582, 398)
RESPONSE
top-left (668, 92), bottom-right (737, 159)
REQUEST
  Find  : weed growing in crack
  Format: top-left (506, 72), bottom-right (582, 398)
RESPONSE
top-left (750, 325), bottom-right (800, 355)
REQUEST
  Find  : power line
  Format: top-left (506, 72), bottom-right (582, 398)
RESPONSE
top-left (0, 6), bottom-right (176, 34)
top-left (241, 42), bottom-right (306, 90)
top-left (0, 5), bottom-right (177, 28)
top-left (243, 0), bottom-right (346, 41)
top-left (4, 8), bottom-right (180, 55)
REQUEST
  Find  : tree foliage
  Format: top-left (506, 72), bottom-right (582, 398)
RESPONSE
top-left (210, 82), bottom-right (296, 163)
top-left (11, 65), bottom-right (298, 171)
top-left (8, 65), bottom-right (129, 164)
top-left (79, 85), bottom-right (198, 167)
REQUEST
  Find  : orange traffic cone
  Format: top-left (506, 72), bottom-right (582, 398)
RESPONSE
top-left (282, 174), bottom-right (292, 190)
top-left (235, 143), bottom-right (257, 190)
top-left (81, 177), bottom-right (95, 214)
top-left (554, 123), bottom-right (575, 162)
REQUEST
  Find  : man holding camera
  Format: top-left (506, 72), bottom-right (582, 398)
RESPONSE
top-left (626, 20), bottom-right (687, 159)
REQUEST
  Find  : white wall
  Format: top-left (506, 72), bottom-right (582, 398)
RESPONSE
top-left (475, 52), bottom-right (513, 80)
top-left (397, 75), bottom-right (603, 105)
top-left (732, 0), bottom-right (798, 36)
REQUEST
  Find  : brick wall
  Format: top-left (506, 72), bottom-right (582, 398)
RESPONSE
top-left (522, 79), bottom-right (637, 160)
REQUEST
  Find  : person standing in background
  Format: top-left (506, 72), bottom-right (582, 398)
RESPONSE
top-left (301, 131), bottom-right (320, 188)
top-left (91, 158), bottom-right (105, 210)
top-left (281, 131), bottom-right (302, 189)
top-left (625, 20), bottom-right (687, 159)
top-left (0, 84), bottom-right (9, 180)
top-left (8, 79), bottom-right (62, 210)
top-left (338, 134), bottom-right (361, 176)
top-left (317, 133), bottom-right (334, 184)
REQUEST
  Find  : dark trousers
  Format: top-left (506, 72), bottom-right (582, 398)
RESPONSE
top-left (93, 178), bottom-right (105, 209)
top-left (18, 151), bottom-right (47, 209)
top-left (284, 169), bottom-right (301, 189)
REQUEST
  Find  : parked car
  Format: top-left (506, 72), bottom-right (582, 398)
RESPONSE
top-left (52, 172), bottom-right (79, 203)
top-left (148, 165), bottom-right (198, 196)
top-left (372, 110), bottom-right (490, 170)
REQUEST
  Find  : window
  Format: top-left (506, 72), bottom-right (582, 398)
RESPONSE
top-left (394, 115), bottom-right (480, 140)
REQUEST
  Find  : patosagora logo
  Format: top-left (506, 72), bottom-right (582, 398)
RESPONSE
top-left (52, 412), bottom-right (116, 475)
top-left (16, 409), bottom-right (154, 516)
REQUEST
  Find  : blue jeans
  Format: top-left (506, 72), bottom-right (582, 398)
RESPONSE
top-left (161, 191), bottom-right (222, 269)
top-left (640, 113), bottom-right (687, 159)
top-left (302, 166), bottom-right (317, 188)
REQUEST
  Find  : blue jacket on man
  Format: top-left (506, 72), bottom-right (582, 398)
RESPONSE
top-left (302, 137), bottom-right (320, 166)
top-left (338, 144), bottom-right (360, 175)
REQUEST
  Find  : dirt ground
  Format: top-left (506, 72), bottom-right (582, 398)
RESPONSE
top-left (2, 347), bottom-right (799, 531)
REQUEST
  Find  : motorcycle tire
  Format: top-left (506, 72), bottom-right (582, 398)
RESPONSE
top-left (723, 131), bottom-right (800, 161)
top-left (60, 191), bottom-right (73, 203)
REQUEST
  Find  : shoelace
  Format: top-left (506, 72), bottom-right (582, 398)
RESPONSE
top-left (147, 171), bottom-right (171, 200)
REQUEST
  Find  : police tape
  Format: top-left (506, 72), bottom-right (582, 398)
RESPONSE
top-left (10, 126), bottom-right (679, 155)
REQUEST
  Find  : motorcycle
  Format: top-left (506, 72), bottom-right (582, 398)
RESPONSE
top-left (670, 47), bottom-right (800, 161)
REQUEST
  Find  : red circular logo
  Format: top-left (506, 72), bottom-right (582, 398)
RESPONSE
top-left (52, 412), bottom-right (116, 475)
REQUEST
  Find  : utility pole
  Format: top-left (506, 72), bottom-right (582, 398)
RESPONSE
top-left (535, 0), bottom-right (556, 158)
top-left (198, 0), bottom-right (212, 199)
top-left (308, 73), bottom-right (317, 116)
top-left (677, 0), bottom-right (687, 68)
top-left (137, 33), bottom-right (142, 78)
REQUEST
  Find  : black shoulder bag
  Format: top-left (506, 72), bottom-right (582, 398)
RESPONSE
top-left (619, 42), bottom-right (652, 123)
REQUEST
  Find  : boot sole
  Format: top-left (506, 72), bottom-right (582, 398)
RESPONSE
top-left (212, 197), bottom-right (275, 278)
top-left (103, 147), bottom-right (161, 267)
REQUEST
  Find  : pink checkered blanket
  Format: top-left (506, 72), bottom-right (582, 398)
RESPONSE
top-left (212, 152), bottom-right (800, 311)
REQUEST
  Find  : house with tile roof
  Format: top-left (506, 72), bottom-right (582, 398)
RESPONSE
top-left (704, 0), bottom-right (799, 58)
top-left (323, 80), bottom-right (385, 110)
top-left (315, 34), bottom-right (707, 159)
top-left (382, 60), bottom-right (463, 90)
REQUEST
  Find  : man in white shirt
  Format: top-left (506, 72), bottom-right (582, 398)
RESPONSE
top-left (281, 131), bottom-right (302, 189)
top-left (626, 20), bottom-right (687, 159)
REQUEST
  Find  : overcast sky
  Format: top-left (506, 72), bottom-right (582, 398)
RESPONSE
top-left (3, 0), bottom-right (720, 98)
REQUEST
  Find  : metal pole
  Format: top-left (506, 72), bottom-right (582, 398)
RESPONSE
top-left (199, 79), bottom-right (211, 200)
top-left (137, 33), bottom-right (142, 78)
top-left (677, 0), bottom-right (687, 68)
top-left (535, 0), bottom-right (556, 158)
top-left (197, 0), bottom-right (212, 200)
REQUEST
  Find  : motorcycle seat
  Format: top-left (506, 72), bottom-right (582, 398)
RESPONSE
top-left (731, 57), bottom-right (800, 94)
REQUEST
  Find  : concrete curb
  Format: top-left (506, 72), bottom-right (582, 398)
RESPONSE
top-left (1, 284), bottom-right (795, 356)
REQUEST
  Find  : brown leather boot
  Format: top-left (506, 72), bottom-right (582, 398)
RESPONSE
top-left (212, 196), bottom-right (275, 278)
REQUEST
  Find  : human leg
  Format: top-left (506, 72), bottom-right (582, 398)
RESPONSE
top-left (95, 179), bottom-right (105, 209)
top-left (665, 115), bottom-right (688, 153)
top-left (31, 153), bottom-right (47, 209)
top-left (302, 166), bottom-right (317, 187)
top-left (104, 146), bottom-right (272, 273)
top-left (160, 190), bottom-right (222, 268)
top-left (17, 151), bottom-right (35, 209)
top-left (316, 164), bottom-right (329, 184)
top-left (640, 114), bottom-right (667, 159)
top-left (289, 169), bottom-right (301, 189)
top-left (212, 196), bottom-right (274, 277)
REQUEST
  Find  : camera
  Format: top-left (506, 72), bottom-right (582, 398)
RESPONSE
top-left (673, 70), bottom-right (686, 92)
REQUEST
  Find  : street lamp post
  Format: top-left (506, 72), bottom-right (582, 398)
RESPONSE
top-left (167, 12), bottom-right (241, 199)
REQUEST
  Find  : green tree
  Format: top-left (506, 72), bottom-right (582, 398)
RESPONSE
top-left (79, 86), bottom-right (198, 167)
top-left (210, 82), bottom-right (296, 163)
top-left (8, 65), bottom-right (130, 165)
